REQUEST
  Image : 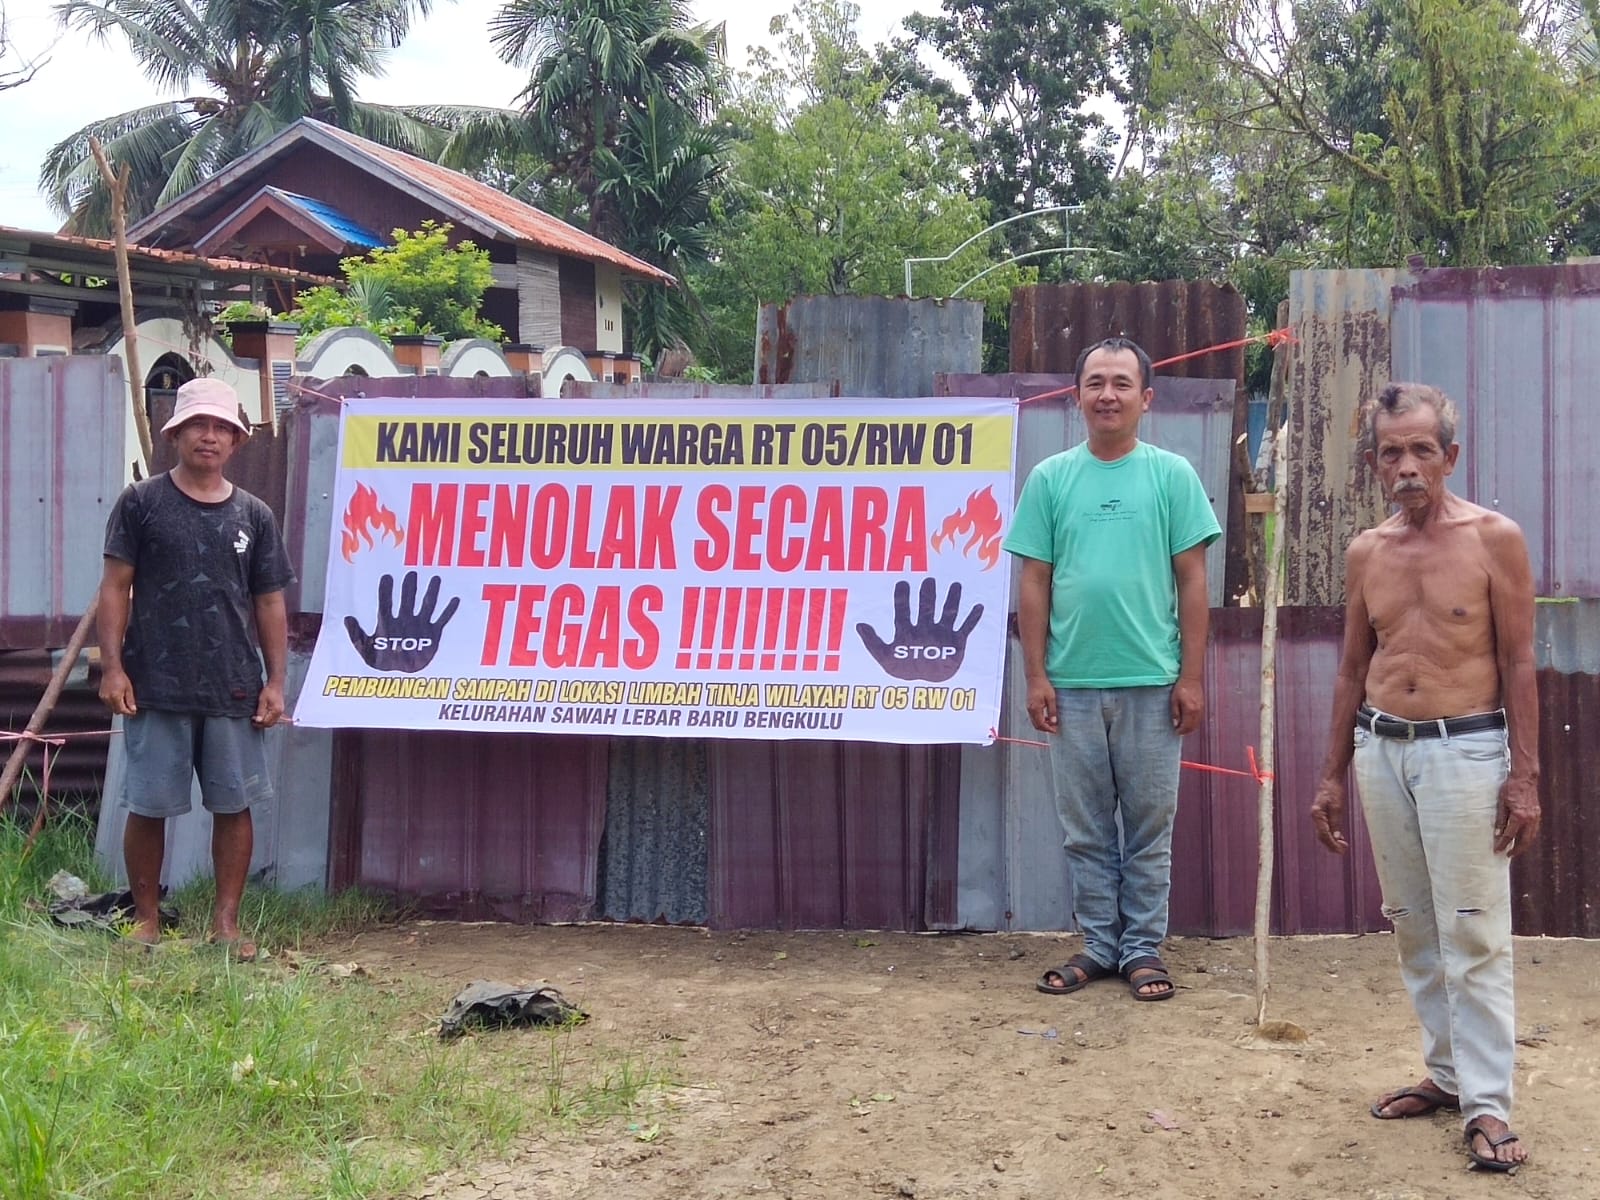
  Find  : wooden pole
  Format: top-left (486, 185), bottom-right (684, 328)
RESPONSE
top-left (88, 136), bottom-right (153, 472)
top-left (0, 598), bottom-right (99, 816)
top-left (1254, 423), bottom-right (1286, 1026)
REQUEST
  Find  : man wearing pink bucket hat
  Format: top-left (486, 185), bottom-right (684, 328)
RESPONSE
top-left (97, 376), bottom-right (295, 960)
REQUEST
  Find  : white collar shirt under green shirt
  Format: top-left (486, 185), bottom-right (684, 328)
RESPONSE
top-left (1002, 441), bottom-right (1221, 689)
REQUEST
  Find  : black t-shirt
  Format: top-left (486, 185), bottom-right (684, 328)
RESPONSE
top-left (103, 473), bottom-right (296, 717)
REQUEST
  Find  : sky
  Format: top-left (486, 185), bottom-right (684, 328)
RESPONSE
top-left (0, 0), bottom-right (928, 232)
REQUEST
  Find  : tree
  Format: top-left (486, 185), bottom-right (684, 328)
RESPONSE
top-left (1164, 0), bottom-right (1600, 265)
top-left (279, 222), bottom-right (504, 345)
top-left (443, 0), bottom-right (723, 241)
top-left (690, 0), bottom-right (1030, 379)
top-left (40, 0), bottom-right (476, 235)
top-left (904, 0), bottom-right (1133, 244)
top-left (436, 0), bottom-right (730, 360)
top-left (593, 93), bottom-right (730, 359)
top-left (2, 1), bottom-right (52, 91)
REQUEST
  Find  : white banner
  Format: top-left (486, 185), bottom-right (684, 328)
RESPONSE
top-left (293, 398), bottom-right (1017, 743)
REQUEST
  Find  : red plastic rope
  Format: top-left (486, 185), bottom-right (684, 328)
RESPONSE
top-left (986, 728), bottom-right (1274, 785)
top-left (1019, 327), bottom-right (1298, 407)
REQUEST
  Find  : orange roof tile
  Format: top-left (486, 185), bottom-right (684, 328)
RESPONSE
top-left (0, 224), bottom-right (336, 284)
top-left (312, 122), bottom-right (676, 285)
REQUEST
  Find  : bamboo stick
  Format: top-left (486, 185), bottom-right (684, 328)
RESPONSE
top-left (0, 598), bottom-right (99, 815)
top-left (88, 137), bottom-right (152, 472)
top-left (1254, 416), bottom-right (1288, 1028)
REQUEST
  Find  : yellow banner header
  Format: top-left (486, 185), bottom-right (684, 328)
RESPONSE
top-left (342, 415), bottom-right (1014, 473)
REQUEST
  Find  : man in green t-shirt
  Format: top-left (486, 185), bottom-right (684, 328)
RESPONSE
top-left (1002, 337), bottom-right (1221, 1001)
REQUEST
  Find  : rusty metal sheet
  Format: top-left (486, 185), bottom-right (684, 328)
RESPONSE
top-left (1282, 269), bottom-right (1406, 606)
top-left (0, 357), bottom-right (126, 647)
top-left (1009, 280), bottom-right (1248, 382)
top-left (1391, 263), bottom-right (1600, 598)
top-left (955, 607), bottom-right (1387, 937)
top-left (755, 296), bottom-right (984, 397)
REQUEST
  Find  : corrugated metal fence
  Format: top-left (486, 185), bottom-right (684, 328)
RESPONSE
top-left (1, 357), bottom-right (125, 798)
top-left (1010, 281), bottom-right (1249, 383)
top-left (1278, 263), bottom-right (1600, 936)
top-left (755, 296), bottom-right (984, 397)
top-left (27, 276), bottom-right (1593, 937)
top-left (0, 357), bottom-right (125, 647)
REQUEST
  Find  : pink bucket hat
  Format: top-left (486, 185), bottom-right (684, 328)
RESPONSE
top-left (162, 377), bottom-right (252, 439)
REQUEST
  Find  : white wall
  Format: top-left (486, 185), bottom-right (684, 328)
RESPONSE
top-left (594, 262), bottom-right (623, 354)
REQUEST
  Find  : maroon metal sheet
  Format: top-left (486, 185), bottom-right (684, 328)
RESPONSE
top-left (1009, 281), bottom-right (1248, 382)
top-left (1170, 609), bottom-right (1592, 938)
top-left (1170, 607), bottom-right (1387, 937)
top-left (1513, 670), bottom-right (1600, 937)
top-left (329, 729), bottom-right (608, 921)
top-left (708, 740), bottom-right (961, 931)
top-left (0, 649), bottom-right (112, 800)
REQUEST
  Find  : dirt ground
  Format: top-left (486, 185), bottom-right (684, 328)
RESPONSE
top-left (317, 923), bottom-right (1600, 1200)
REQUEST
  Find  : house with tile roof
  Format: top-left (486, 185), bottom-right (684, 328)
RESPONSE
top-left (128, 118), bottom-right (675, 368)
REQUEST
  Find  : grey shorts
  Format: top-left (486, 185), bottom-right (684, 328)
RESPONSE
top-left (122, 710), bottom-right (274, 818)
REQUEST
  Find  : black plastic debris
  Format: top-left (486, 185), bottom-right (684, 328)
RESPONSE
top-left (48, 886), bottom-right (178, 933)
top-left (438, 980), bottom-right (587, 1039)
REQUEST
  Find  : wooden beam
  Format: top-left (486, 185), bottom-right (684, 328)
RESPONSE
top-left (1244, 491), bottom-right (1276, 514)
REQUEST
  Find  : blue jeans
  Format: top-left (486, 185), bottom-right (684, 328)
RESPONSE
top-left (1353, 721), bottom-right (1515, 1125)
top-left (1047, 686), bottom-right (1181, 970)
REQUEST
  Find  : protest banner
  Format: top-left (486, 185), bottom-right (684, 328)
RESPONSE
top-left (293, 397), bottom-right (1017, 743)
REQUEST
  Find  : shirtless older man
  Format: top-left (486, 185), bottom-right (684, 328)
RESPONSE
top-left (1311, 382), bottom-right (1539, 1172)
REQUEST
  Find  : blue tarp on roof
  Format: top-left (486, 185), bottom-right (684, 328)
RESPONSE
top-left (271, 188), bottom-right (385, 250)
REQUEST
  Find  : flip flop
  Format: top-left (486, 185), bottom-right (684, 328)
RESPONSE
top-left (1464, 1117), bottom-right (1525, 1172)
top-left (1036, 952), bottom-right (1114, 995)
top-left (1121, 955), bottom-right (1176, 1001)
top-left (1370, 1080), bottom-right (1460, 1119)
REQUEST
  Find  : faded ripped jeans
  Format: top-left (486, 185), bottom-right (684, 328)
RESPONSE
top-left (1353, 723), bottom-right (1516, 1124)
top-left (1048, 686), bottom-right (1181, 972)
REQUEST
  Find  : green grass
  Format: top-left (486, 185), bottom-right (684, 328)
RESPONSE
top-left (0, 813), bottom-right (677, 1199)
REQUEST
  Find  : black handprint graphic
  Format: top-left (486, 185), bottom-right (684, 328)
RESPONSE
top-left (344, 571), bottom-right (460, 673)
top-left (855, 578), bottom-right (984, 682)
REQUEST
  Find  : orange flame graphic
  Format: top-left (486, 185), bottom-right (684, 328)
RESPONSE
top-left (340, 482), bottom-right (404, 562)
top-left (931, 485), bottom-right (1005, 570)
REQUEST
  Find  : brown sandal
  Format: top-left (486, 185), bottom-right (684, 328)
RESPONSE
top-left (1121, 955), bottom-right (1176, 1001)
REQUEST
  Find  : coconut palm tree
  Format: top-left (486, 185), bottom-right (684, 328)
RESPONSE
top-left (41, 0), bottom-right (472, 234)
top-left (593, 92), bottom-right (728, 357)
top-left (441, 0), bottom-right (724, 241)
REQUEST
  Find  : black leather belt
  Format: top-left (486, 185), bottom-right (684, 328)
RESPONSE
top-left (1357, 704), bottom-right (1506, 741)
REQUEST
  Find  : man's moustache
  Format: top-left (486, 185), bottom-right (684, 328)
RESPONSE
top-left (1392, 481), bottom-right (1427, 494)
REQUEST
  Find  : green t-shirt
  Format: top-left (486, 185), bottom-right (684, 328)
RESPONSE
top-left (1002, 441), bottom-right (1221, 688)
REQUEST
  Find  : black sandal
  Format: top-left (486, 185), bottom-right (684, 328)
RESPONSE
top-left (1464, 1117), bottom-right (1525, 1172)
top-left (1036, 952), bottom-right (1114, 995)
